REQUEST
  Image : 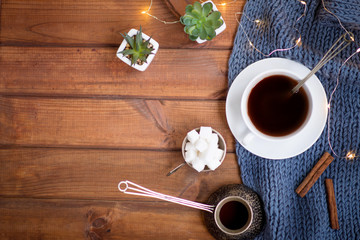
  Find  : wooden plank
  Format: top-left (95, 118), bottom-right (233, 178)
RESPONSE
top-left (0, 197), bottom-right (218, 239)
top-left (0, 0), bottom-right (2, 45)
top-left (0, 47), bottom-right (229, 99)
top-left (0, 148), bottom-right (240, 199)
top-left (0, 0), bottom-right (245, 48)
top-left (0, 96), bottom-right (236, 150)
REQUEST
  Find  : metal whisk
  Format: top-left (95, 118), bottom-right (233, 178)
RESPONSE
top-left (291, 32), bottom-right (354, 94)
top-left (118, 180), bottom-right (215, 213)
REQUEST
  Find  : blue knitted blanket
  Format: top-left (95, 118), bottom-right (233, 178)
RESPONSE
top-left (228, 0), bottom-right (360, 239)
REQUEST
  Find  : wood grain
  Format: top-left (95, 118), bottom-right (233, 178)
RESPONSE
top-left (0, 148), bottom-right (240, 200)
top-left (0, 96), bottom-right (236, 150)
top-left (0, 47), bottom-right (230, 99)
top-left (162, 0), bottom-right (191, 19)
top-left (0, 0), bottom-right (245, 48)
top-left (0, 0), bottom-right (247, 239)
top-left (0, 197), bottom-right (217, 240)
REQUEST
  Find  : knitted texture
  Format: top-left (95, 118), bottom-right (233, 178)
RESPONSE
top-left (228, 0), bottom-right (360, 239)
top-left (318, 0), bottom-right (360, 30)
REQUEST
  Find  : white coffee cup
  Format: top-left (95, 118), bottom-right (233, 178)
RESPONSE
top-left (240, 69), bottom-right (314, 146)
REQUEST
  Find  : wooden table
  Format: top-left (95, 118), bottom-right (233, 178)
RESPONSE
top-left (0, 0), bottom-right (245, 239)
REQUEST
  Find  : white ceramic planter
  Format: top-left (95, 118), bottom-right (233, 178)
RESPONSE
top-left (196, 0), bottom-right (226, 44)
top-left (116, 29), bottom-right (159, 71)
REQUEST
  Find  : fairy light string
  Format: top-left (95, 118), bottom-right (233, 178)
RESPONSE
top-left (138, 0), bottom-right (359, 159)
top-left (234, 0), bottom-right (358, 159)
top-left (141, 0), bottom-right (238, 24)
top-left (235, 0), bottom-right (306, 57)
top-left (140, 0), bottom-right (306, 57)
top-left (320, 0), bottom-right (359, 160)
top-left (141, 0), bottom-right (180, 24)
top-left (140, 0), bottom-right (306, 56)
top-left (200, 0), bottom-right (238, 6)
top-left (327, 47), bottom-right (360, 160)
top-left (322, 0), bottom-right (354, 42)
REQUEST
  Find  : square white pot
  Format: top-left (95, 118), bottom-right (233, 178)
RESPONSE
top-left (116, 29), bottom-right (159, 71)
top-left (196, 0), bottom-right (226, 44)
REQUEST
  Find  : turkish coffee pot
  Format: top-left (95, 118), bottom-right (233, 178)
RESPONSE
top-left (118, 181), bottom-right (265, 240)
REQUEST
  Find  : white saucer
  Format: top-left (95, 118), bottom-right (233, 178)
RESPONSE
top-left (226, 58), bottom-right (328, 160)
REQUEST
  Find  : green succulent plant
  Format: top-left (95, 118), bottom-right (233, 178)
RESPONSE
top-left (119, 26), bottom-right (154, 66)
top-left (180, 1), bottom-right (223, 41)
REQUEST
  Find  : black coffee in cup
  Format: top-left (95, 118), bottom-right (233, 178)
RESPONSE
top-left (247, 75), bottom-right (309, 137)
top-left (219, 200), bottom-right (249, 230)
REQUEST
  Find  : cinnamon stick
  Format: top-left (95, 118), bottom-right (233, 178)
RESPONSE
top-left (296, 152), bottom-right (334, 198)
top-left (325, 178), bottom-right (339, 230)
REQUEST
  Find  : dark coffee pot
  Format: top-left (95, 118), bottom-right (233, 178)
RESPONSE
top-left (203, 184), bottom-right (265, 240)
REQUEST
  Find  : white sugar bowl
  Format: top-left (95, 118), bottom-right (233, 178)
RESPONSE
top-left (182, 127), bottom-right (226, 172)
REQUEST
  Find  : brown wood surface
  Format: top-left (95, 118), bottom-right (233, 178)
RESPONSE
top-left (0, 0), bottom-right (246, 239)
top-left (0, 97), bottom-right (236, 150)
top-left (0, 0), bottom-right (243, 48)
top-left (0, 148), bottom-right (239, 200)
top-left (0, 47), bottom-right (230, 98)
top-left (0, 198), bottom-right (214, 240)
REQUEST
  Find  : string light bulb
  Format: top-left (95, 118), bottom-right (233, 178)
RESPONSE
top-left (235, 0), bottom-right (307, 57)
top-left (327, 47), bottom-right (360, 160)
top-left (346, 151), bottom-right (356, 160)
top-left (140, 0), bottom-right (180, 24)
top-left (137, 0), bottom-right (359, 159)
top-left (322, 0), bottom-right (353, 40)
top-left (138, 0), bottom-right (358, 161)
top-left (321, 0), bottom-right (359, 160)
top-left (235, 0), bottom-right (358, 160)
top-left (140, 0), bottom-right (239, 24)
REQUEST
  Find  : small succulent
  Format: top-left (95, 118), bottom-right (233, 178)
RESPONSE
top-left (180, 1), bottom-right (223, 41)
top-left (119, 26), bottom-right (154, 66)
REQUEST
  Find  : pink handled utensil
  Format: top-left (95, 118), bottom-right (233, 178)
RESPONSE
top-left (118, 180), bottom-right (215, 213)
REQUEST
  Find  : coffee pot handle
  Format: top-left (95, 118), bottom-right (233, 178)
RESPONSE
top-left (118, 180), bottom-right (215, 213)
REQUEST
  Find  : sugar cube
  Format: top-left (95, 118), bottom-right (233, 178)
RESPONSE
top-left (199, 147), bottom-right (215, 163)
top-left (187, 129), bottom-right (200, 144)
top-left (184, 127), bottom-right (225, 173)
top-left (185, 149), bottom-right (197, 163)
top-left (195, 138), bottom-right (208, 152)
top-left (214, 148), bottom-right (224, 162)
top-left (206, 158), bottom-right (222, 170)
top-left (199, 126), bottom-right (212, 140)
top-left (191, 158), bottom-right (205, 172)
top-left (207, 133), bottom-right (219, 146)
top-left (185, 142), bottom-right (195, 151)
